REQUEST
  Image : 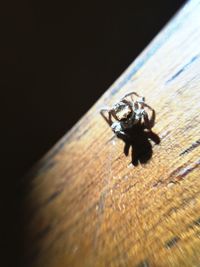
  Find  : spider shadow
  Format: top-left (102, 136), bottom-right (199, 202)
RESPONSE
top-left (118, 124), bottom-right (160, 166)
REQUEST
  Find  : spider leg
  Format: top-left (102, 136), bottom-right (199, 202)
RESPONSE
top-left (100, 108), bottom-right (113, 126)
top-left (110, 109), bottom-right (118, 121)
top-left (142, 103), bottom-right (156, 129)
top-left (149, 108), bottom-right (156, 129)
top-left (143, 111), bottom-right (151, 130)
top-left (121, 91), bottom-right (140, 100)
top-left (121, 91), bottom-right (145, 106)
top-left (121, 99), bottom-right (134, 112)
top-left (100, 107), bottom-right (120, 126)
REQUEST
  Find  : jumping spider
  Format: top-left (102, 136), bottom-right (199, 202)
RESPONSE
top-left (100, 91), bottom-right (155, 140)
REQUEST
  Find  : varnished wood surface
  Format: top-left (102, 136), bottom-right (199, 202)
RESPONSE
top-left (23, 1), bottom-right (200, 266)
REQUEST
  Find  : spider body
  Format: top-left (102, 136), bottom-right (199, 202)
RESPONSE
top-left (100, 92), bottom-right (155, 139)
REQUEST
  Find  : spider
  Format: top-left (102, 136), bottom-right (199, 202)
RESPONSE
top-left (100, 91), bottom-right (155, 140)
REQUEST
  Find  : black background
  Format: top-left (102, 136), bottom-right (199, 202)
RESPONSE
top-left (1, 0), bottom-right (185, 266)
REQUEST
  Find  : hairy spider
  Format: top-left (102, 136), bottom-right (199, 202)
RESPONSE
top-left (100, 91), bottom-right (155, 139)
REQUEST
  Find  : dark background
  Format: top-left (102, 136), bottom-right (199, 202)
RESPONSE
top-left (1, 0), bottom-right (185, 266)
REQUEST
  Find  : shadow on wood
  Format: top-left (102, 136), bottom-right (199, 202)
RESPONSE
top-left (121, 125), bottom-right (160, 166)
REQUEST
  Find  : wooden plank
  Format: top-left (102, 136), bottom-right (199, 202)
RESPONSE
top-left (22, 1), bottom-right (200, 266)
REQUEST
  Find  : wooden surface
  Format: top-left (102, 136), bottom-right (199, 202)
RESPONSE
top-left (23, 1), bottom-right (200, 266)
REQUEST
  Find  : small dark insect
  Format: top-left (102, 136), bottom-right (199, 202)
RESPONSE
top-left (100, 91), bottom-right (155, 139)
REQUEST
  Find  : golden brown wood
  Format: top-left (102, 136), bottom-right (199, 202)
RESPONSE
top-left (23, 1), bottom-right (200, 266)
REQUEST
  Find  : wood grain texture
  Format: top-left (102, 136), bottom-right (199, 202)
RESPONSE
top-left (22, 1), bottom-right (200, 266)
